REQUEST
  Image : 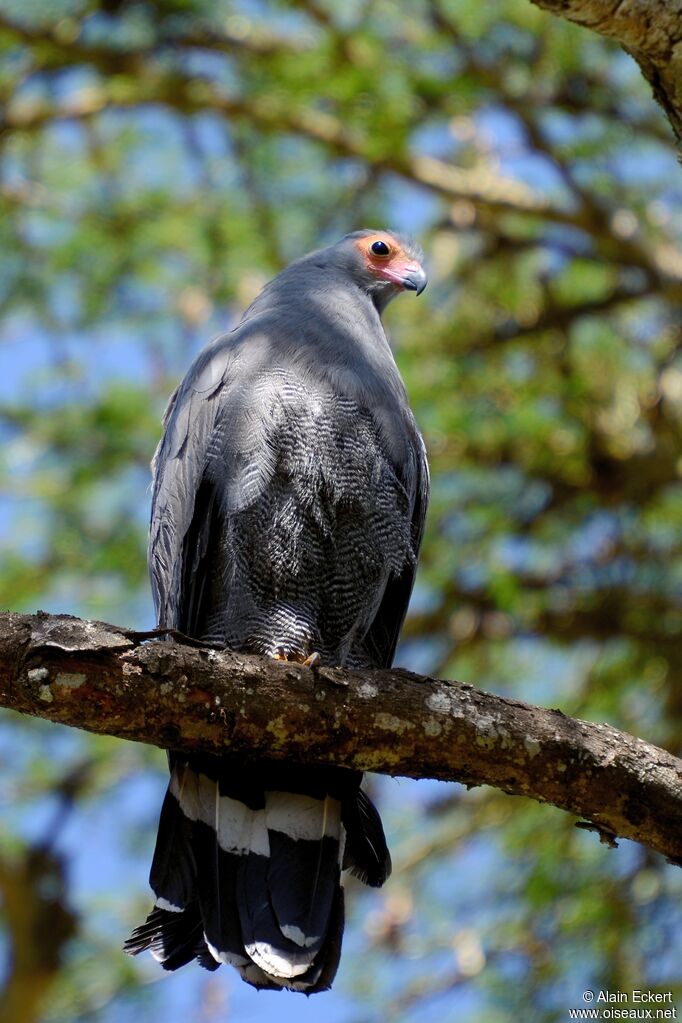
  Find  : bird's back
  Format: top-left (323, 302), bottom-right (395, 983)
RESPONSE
top-left (194, 361), bottom-right (419, 665)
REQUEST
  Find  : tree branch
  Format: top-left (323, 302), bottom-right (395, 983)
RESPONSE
top-left (1, 610), bottom-right (682, 864)
top-left (530, 0), bottom-right (682, 143)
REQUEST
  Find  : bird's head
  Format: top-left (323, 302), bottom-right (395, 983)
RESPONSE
top-left (334, 229), bottom-right (427, 312)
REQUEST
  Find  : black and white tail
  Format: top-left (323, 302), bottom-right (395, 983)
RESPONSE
top-left (125, 753), bottom-right (390, 992)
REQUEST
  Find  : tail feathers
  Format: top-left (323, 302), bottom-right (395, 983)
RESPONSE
top-left (303, 882), bottom-right (345, 993)
top-left (124, 904), bottom-right (219, 973)
top-left (342, 786), bottom-right (392, 887)
top-left (234, 962), bottom-right (293, 991)
top-left (235, 884), bottom-right (344, 994)
top-left (201, 784), bottom-right (345, 989)
top-left (125, 760), bottom-right (388, 993)
top-left (148, 766), bottom-right (196, 912)
top-left (193, 819), bottom-right (250, 968)
top-left (237, 793), bottom-right (343, 981)
top-left (278, 884), bottom-right (345, 994)
top-left (266, 792), bottom-right (341, 941)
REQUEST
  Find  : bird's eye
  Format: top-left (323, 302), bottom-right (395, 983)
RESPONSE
top-left (370, 240), bottom-right (391, 257)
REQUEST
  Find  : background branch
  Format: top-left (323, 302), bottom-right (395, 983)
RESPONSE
top-left (2, 610), bottom-right (682, 865)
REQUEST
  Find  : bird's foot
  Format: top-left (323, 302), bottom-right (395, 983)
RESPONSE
top-left (303, 650), bottom-right (321, 677)
top-left (270, 646), bottom-right (321, 675)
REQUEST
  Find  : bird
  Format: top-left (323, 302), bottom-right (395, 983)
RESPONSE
top-left (124, 229), bottom-right (429, 993)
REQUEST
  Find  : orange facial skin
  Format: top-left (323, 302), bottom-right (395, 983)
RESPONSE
top-left (353, 233), bottom-right (427, 293)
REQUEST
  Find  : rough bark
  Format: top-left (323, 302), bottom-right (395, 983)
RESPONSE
top-left (531, 1), bottom-right (682, 142)
top-left (1, 611), bottom-right (682, 865)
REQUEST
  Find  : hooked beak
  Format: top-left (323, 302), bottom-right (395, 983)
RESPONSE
top-left (401, 265), bottom-right (428, 295)
top-left (375, 260), bottom-right (428, 296)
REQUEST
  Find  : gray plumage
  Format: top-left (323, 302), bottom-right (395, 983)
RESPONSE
top-left (126, 229), bottom-right (429, 992)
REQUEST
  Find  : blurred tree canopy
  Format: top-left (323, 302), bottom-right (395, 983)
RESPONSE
top-left (1, 1), bottom-right (682, 1022)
